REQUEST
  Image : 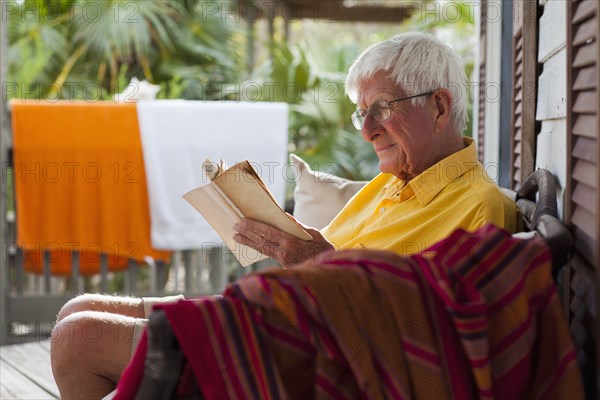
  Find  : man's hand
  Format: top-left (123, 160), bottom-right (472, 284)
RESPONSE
top-left (233, 217), bottom-right (334, 268)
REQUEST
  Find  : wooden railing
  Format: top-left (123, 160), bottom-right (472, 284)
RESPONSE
top-left (1, 238), bottom-right (272, 344)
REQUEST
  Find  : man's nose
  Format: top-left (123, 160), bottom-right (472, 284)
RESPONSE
top-left (361, 114), bottom-right (381, 141)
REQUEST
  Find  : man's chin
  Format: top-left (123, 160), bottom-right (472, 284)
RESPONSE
top-left (378, 161), bottom-right (389, 174)
top-left (378, 162), bottom-right (412, 181)
top-left (378, 160), bottom-right (399, 175)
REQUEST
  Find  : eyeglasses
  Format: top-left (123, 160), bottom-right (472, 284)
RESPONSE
top-left (351, 91), bottom-right (435, 130)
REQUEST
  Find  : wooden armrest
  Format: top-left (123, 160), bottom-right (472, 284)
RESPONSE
top-left (515, 169), bottom-right (573, 277)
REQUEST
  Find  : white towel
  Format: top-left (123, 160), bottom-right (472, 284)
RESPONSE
top-left (137, 100), bottom-right (289, 250)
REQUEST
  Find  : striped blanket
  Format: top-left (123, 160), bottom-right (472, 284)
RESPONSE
top-left (115, 225), bottom-right (583, 399)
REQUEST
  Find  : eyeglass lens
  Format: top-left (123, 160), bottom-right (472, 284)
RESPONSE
top-left (352, 101), bottom-right (391, 129)
top-left (351, 91), bottom-right (435, 130)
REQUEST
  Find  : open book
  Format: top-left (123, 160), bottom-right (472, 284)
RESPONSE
top-left (183, 160), bottom-right (312, 267)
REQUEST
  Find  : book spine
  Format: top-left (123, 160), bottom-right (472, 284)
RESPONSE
top-left (207, 184), bottom-right (244, 221)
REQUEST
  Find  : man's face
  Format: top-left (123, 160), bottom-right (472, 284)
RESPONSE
top-left (356, 71), bottom-right (439, 181)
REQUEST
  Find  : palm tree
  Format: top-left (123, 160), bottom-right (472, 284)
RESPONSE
top-left (7, 0), bottom-right (69, 99)
top-left (55, 0), bottom-right (185, 95)
top-left (152, 0), bottom-right (246, 100)
top-left (7, 0), bottom-right (246, 100)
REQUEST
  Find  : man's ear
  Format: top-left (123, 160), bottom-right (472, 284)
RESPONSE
top-left (433, 89), bottom-right (453, 132)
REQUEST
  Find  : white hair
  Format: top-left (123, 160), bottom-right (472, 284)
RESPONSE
top-left (345, 32), bottom-right (468, 133)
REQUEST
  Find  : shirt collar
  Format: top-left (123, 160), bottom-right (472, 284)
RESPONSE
top-left (405, 137), bottom-right (479, 207)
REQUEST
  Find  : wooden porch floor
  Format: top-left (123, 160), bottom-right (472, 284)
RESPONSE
top-left (0, 341), bottom-right (59, 399)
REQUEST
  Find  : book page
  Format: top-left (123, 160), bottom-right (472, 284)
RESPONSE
top-left (212, 161), bottom-right (312, 240)
top-left (183, 160), bottom-right (311, 267)
top-left (183, 184), bottom-right (267, 266)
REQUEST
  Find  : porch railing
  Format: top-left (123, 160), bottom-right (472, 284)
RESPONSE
top-left (2, 233), bottom-right (273, 344)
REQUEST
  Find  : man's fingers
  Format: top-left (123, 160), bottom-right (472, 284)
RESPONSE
top-left (233, 228), bottom-right (279, 259)
top-left (236, 219), bottom-right (274, 240)
top-left (235, 218), bottom-right (293, 245)
top-left (233, 218), bottom-right (334, 267)
top-left (235, 226), bottom-right (273, 248)
top-left (234, 233), bottom-right (273, 258)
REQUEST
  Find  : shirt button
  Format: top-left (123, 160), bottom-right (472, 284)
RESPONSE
top-left (379, 207), bottom-right (386, 213)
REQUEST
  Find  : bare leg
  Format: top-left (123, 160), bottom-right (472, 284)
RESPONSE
top-left (51, 294), bottom-right (145, 399)
top-left (56, 293), bottom-right (145, 322)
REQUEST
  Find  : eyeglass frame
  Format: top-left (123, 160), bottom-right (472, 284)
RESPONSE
top-left (351, 90), bottom-right (436, 130)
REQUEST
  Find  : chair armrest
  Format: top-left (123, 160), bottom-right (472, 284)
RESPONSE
top-left (515, 169), bottom-right (573, 277)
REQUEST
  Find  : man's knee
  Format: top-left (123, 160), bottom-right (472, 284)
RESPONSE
top-left (56, 293), bottom-right (142, 322)
top-left (57, 294), bottom-right (105, 322)
top-left (51, 311), bottom-right (134, 366)
top-left (52, 312), bottom-right (107, 357)
top-left (51, 311), bottom-right (98, 377)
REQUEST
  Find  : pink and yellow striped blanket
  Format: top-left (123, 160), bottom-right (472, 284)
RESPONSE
top-left (115, 225), bottom-right (583, 399)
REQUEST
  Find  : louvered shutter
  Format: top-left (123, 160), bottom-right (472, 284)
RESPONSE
top-left (477, 0), bottom-right (487, 163)
top-left (511, 0), bottom-right (537, 190)
top-left (567, 0), bottom-right (599, 397)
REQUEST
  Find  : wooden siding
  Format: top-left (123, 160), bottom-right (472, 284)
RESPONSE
top-left (511, 0), bottom-right (538, 190)
top-left (566, 0), bottom-right (600, 398)
top-left (536, 0), bottom-right (568, 218)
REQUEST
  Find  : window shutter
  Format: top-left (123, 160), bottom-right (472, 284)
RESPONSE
top-left (567, 0), bottom-right (599, 397)
top-left (511, 0), bottom-right (538, 190)
top-left (477, 0), bottom-right (487, 163)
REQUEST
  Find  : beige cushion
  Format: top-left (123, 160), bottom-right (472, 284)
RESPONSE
top-left (290, 154), bottom-right (368, 229)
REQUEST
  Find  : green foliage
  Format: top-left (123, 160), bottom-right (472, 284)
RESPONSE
top-left (7, 1), bottom-right (66, 98)
top-left (156, 76), bottom-right (187, 100)
top-left (153, 0), bottom-right (247, 100)
top-left (7, 0), bottom-right (476, 181)
top-left (7, 0), bottom-right (245, 100)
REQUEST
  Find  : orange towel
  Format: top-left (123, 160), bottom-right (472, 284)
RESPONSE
top-left (12, 101), bottom-right (171, 275)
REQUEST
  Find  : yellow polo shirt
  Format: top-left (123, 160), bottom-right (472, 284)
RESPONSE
top-left (321, 138), bottom-right (520, 255)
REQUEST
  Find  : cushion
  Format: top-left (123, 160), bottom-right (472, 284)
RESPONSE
top-left (290, 154), bottom-right (368, 229)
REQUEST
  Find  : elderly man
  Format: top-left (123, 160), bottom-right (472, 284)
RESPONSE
top-left (51, 32), bottom-right (519, 399)
top-left (233, 32), bottom-right (519, 266)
